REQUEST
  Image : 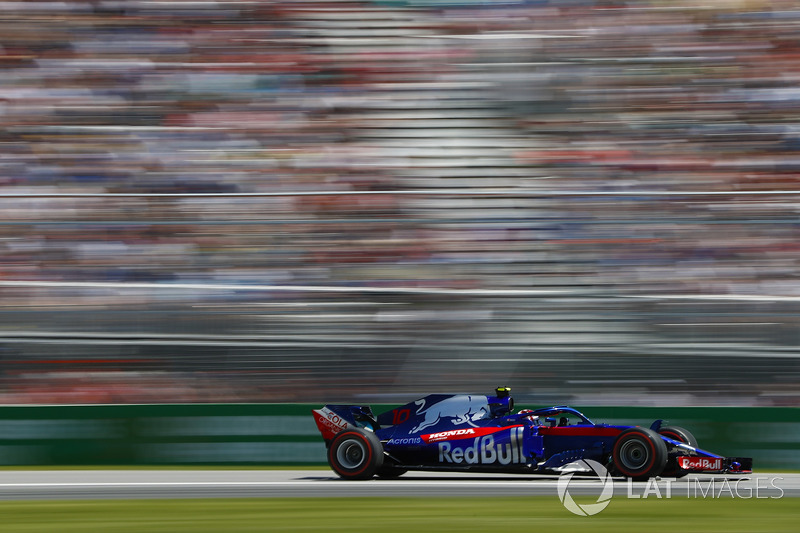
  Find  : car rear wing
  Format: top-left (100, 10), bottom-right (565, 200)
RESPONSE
top-left (312, 404), bottom-right (378, 443)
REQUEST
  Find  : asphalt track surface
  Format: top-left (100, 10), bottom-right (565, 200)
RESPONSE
top-left (0, 470), bottom-right (796, 500)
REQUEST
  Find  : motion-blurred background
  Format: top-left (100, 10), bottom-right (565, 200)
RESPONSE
top-left (2, 0), bottom-right (799, 408)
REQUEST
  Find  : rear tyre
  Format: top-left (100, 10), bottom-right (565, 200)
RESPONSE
top-left (612, 427), bottom-right (668, 481)
top-left (658, 425), bottom-right (698, 478)
top-left (328, 428), bottom-right (384, 480)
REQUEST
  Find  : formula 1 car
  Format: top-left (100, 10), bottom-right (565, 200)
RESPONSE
top-left (312, 387), bottom-right (752, 480)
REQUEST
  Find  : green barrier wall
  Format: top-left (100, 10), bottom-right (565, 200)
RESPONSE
top-left (0, 404), bottom-right (797, 469)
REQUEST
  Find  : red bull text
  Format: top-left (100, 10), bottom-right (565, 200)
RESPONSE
top-left (438, 426), bottom-right (526, 465)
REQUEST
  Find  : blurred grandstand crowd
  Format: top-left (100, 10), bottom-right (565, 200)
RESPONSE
top-left (1, 0), bottom-right (799, 405)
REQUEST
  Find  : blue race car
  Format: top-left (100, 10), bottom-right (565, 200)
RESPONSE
top-left (312, 387), bottom-right (752, 480)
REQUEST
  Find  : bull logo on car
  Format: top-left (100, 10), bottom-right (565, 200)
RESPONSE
top-left (410, 395), bottom-right (490, 433)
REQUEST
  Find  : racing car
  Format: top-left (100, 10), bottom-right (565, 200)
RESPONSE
top-left (312, 387), bottom-right (752, 480)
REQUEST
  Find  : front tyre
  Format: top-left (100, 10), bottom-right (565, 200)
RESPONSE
top-left (328, 428), bottom-right (384, 480)
top-left (658, 425), bottom-right (698, 478)
top-left (612, 427), bottom-right (668, 481)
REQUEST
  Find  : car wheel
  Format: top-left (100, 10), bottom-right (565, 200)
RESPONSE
top-left (658, 425), bottom-right (698, 478)
top-left (328, 428), bottom-right (384, 480)
top-left (612, 427), bottom-right (668, 481)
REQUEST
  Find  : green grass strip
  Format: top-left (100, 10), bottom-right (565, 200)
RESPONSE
top-left (0, 497), bottom-right (795, 532)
